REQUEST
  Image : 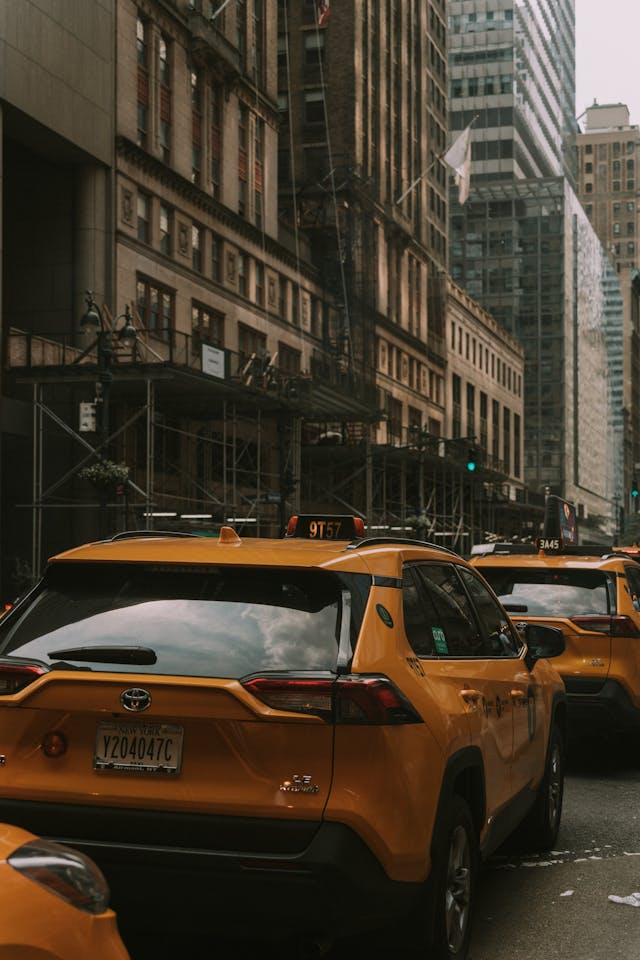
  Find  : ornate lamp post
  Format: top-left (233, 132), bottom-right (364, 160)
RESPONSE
top-left (80, 291), bottom-right (137, 534)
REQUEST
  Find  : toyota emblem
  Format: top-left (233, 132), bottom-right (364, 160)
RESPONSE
top-left (120, 688), bottom-right (152, 712)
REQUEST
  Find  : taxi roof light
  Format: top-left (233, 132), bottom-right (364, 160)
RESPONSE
top-left (285, 514), bottom-right (366, 540)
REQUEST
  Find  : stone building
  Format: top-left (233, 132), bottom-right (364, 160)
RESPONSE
top-left (1, 0), bottom-right (546, 596)
top-left (576, 102), bottom-right (640, 509)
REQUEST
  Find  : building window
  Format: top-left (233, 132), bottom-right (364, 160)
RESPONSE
top-left (137, 192), bottom-right (149, 242)
top-left (211, 234), bottom-right (222, 282)
top-left (136, 276), bottom-right (174, 339)
top-left (159, 35), bottom-right (171, 162)
top-left (190, 225), bottom-right (202, 272)
top-left (210, 83), bottom-right (222, 199)
top-left (466, 382), bottom-right (475, 438)
top-left (278, 341), bottom-right (301, 376)
top-left (585, 182), bottom-right (593, 193)
top-left (304, 90), bottom-right (324, 124)
top-left (585, 162), bottom-right (592, 174)
top-left (279, 275), bottom-right (288, 320)
top-left (253, 0), bottom-right (265, 83)
top-left (254, 117), bottom-right (263, 229)
top-left (191, 69), bottom-right (202, 186)
top-left (503, 407), bottom-right (511, 473)
top-left (238, 323), bottom-right (267, 366)
top-left (160, 204), bottom-right (172, 255)
top-left (452, 374), bottom-right (461, 438)
top-left (304, 31), bottom-right (325, 66)
top-left (238, 102), bottom-right (248, 217)
top-left (628, 242), bottom-right (635, 254)
top-left (236, 0), bottom-right (247, 62)
top-left (255, 262), bottom-right (264, 306)
top-left (192, 302), bottom-right (224, 349)
top-left (238, 253), bottom-right (247, 296)
top-left (136, 15), bottom-right (149, 149)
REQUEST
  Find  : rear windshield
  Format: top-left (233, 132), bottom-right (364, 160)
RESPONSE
top-left (479, 566), bottom-right (613, 617)
top-left (0, 563), bottom-right (368, 678)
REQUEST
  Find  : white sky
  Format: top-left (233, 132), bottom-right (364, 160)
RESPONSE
top-left (575, 1), bottom-right (640, 128)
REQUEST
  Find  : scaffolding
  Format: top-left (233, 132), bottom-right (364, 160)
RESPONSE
top-left (6, 322), bottom-right (544, 588)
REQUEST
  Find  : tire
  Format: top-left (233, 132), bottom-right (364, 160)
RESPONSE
top-left (516, 723), bottom-right (564, 852)
top-left (375, 795), bottom-right (478, 960)
top-left (430, 794), bottom-right (478, 960)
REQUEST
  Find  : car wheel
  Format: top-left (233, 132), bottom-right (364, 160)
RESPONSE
top-left (373, 795), bottom-right (478, 960)
top-left (431, 794), bottom-right (478, 960)
top-left (516, 723), bottom-right (564, 852)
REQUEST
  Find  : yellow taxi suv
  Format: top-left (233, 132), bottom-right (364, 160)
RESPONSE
top-left (0, 515), bottom-right (566, 960)
top-left (0, 822), bottom-right (130, 960)
top-left (471, 496), bottom-right (640, 739)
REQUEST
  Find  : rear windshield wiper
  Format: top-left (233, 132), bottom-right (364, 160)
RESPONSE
top-left (46, 645), bottom-right (157, 665)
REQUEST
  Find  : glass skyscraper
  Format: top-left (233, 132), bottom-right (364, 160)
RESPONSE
top-left (448, 0), bottom-right (622, 535)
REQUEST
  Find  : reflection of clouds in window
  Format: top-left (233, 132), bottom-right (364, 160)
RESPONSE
top-left (244, 604), bottom-right (338, 670)
top-left (19, 599), bottom-right (338, 678)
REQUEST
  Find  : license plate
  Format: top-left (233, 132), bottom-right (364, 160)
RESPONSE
top-left (94, 722), bottom-right (183, 774)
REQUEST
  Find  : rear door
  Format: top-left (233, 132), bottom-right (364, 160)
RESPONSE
top-left (0, 561), bottom-right (347, 823)
top-left (457, 566), bottom-right (547, 794)
top-left (407, 562), bottom-right (514, 817)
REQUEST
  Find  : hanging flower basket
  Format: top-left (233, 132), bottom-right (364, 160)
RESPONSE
top-left (78, 460), bottom-right (130, 489)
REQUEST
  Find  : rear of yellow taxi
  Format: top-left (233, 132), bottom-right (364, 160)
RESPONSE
top-left (0, 533), bottom-right (435, 939)
top-left (472, 551), bottom-right (640, 733)
top-left (0, 527), bottom-right (565, 953)
top-left (0, 823), bottom-right (129, 960)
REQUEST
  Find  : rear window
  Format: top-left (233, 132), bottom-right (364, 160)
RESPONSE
top-left (479, 566), bottom-right (613, 617)
top-left (0, 563), bottom-right (367, 678)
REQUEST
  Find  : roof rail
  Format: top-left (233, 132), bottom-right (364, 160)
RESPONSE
top-left (347, 537), bottom-right (460, 557)
top-left (107, 531), bottom-right (199, 542)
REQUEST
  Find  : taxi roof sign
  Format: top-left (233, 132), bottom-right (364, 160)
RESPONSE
top-left (537, 496), bottom-right (578, 552)
top-left (286, 514), bottom-right (365, 541)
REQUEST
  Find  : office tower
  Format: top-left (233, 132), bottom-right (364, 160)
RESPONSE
top-left (576, 103), bottom-right (640, 505)
top-left (448, 0), bottom-right (622, 535)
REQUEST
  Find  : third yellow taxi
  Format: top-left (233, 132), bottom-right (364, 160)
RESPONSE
top-left (471, 496), bottom-right (640, 739)
top-left (0, 514), bottom-right (565, 959)
top-left (0, 822), bottom-right (129, 960)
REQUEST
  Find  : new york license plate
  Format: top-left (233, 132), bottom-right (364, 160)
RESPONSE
top-left (94, 722), bottom-right (183, 774)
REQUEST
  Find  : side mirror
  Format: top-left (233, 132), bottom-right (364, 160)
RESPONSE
top-left (518, 622), bottom-right (565, 669)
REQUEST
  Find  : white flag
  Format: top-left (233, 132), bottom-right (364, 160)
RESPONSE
top-left (444, 125), bottom-right (472, 205)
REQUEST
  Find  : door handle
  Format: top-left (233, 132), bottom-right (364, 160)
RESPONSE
top-left (510, 688), bottom-right (527, 704)
top-left (461, 688), bottom-right (482, 705)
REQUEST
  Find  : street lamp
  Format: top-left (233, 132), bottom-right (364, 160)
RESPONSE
top-left (81, 291), bottom-right (137, 460)
top-left (81, 291), bottom-right (137, 536)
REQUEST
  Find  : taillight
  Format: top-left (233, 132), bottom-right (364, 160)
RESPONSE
top-left (569, 616), bottom-right (640, 638)
top-left (242, 674), bottom-right (422, 725)
top-left (0, 663), bottom-right (46, 694)
top-left (242, 677), bottom-right (333, 720)
top-left (8, 839), bottom-right (110, 914)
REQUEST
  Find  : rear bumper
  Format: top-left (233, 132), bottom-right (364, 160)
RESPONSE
top-left (0, 798), bottom-right (424, 940)
top-left (563, 677), bottom-right (640, 733)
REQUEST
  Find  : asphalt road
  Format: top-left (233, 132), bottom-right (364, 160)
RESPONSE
top-left (469, 734), bottom-right (640, 960)
top-left (122, 735), bottom-right (640, 960)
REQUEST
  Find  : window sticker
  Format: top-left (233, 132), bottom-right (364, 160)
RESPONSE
top-left (432, 627), bottom-right (449, 654)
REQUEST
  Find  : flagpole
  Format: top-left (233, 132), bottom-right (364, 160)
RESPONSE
top-left (396, 115), bottom-right (479, 206)
top-left (395, 154), bottom-right (443, 205)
